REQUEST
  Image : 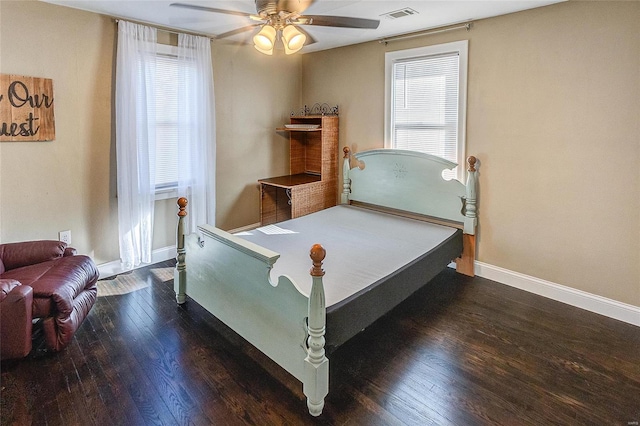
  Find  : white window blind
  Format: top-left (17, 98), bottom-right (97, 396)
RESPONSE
top-left (392, 52), bottom-right (459, 160)
top-left (154, 52), bottom-right (179, 190)
top-left (385, 41), bottom-right (468, 181)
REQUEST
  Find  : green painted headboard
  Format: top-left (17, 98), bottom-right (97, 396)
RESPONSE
top-left (341, 148), bottom-right (477, 235)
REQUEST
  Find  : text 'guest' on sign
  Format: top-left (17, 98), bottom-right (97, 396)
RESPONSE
top-left (0, 74), bottom-right (55, 142)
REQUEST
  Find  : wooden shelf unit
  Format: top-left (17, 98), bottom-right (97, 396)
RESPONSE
top-left (259, 115), bottom-right (339, 225)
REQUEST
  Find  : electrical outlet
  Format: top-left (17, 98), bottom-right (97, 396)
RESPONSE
top-left (59, 230), bottom-right (71, 245)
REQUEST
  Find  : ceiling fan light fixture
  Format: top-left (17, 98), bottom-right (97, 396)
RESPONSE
top-left (253, 24), bottom-right (277, 51)
top-left (254, 43), bottom-right (274, 55)
top-left (282, 24), bottom-right (306, 54)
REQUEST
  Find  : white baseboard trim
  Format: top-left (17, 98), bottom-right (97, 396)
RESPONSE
top-left (97, 245), bottom-right (176, 279)
top-left (474, 261), bottom-right (640, 327)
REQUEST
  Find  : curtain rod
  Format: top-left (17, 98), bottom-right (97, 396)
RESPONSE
top-left (114, 18), bottom-right (215, 41)
top-left (379, 22), bottom-right (472, 45)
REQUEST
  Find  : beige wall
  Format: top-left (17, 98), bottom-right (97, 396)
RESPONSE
top-left (213, 42), bottom-right (301, 230)
top-left (1, 0), bottom-right (117, 262)
top-left (302, 1), bottom-right (640, 306)
top-left (0, 0), bottom-right (300, 263)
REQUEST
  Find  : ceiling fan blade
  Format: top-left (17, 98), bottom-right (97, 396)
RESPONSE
top-left (169, 3), bottom-right (253, 18)
top-left (216, 24), bottom-right (262, 39)
top-left (298, 15), bottom-right (380, 29)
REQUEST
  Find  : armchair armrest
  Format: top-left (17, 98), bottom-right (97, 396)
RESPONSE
top-left (0, 279), bottom-right (33, 360)
top-left (0, 240), bottom-right (68, 272)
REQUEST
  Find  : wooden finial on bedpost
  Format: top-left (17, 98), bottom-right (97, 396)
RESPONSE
top-left (177, 197), bottom-right (188, 217)
top-left (341, 147), bottom-right (351, 205)
top-left (304, 243), bottom-right (328, 416)
top-left (175, 197), bottom-right (188, 304)
top-left (468, 156), bottom-right (477, 173)
top-left (310, 243), bottom-right (326, 277)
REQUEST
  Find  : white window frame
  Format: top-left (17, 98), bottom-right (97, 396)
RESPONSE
top-left (384, 40), bottom-right (468, 182)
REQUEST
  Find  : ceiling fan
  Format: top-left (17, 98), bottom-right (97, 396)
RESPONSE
top-left (170, 0), bottom-right (380, 55)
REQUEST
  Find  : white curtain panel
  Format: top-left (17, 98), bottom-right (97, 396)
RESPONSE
top-left (177, 33), bottom-right (216, 233)
top-left (115, 21), bottom-right (157, 268)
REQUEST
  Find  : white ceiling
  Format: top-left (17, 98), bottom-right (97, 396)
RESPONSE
top-left (40, 0), bottom-right (564, 53)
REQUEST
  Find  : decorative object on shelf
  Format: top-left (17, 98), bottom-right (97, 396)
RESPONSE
top-left (170, 1), bottom-right (379, 56)
top-left (284, 124), bottom-right (320, 130)
top-left (0, 74), bottom-right (55, 142)
top-left (291, 103), bottom-right (339, 117)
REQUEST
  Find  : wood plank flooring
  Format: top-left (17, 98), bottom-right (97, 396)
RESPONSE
top-left (2, 260), bottom-right (639, 425)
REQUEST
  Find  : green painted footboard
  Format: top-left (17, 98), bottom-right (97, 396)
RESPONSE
top-left (174, 198), bottom-right (329, 416)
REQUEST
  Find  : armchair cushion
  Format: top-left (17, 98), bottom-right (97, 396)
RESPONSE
top-left (0, 240), bottom-right (67, 272)
top-left (2, 255), bottom-right (98, 317)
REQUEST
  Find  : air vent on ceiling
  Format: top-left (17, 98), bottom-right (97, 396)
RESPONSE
top-left (381, 8), bottom-right (419, 20)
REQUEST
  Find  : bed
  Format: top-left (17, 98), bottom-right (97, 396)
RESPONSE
top-left (173, 148), bottom-right (478, 416)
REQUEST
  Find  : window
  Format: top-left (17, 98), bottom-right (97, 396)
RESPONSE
top-left (153, 45), bottom-right (180, 196)
top-left (385, 40), bottom-right (468, 181)
top-left (117, 21), bottom-right (215, 265)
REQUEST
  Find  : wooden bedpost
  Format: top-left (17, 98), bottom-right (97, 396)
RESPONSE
top-left (456, 156), bottom-right (478, 276)
top-left (341, 147), bottom-right (351, 204)
top-left (304, 244), bottom-right (329, 417)
top-left (174, 197), bottom-right (188, 304)
top-left (463, 156), bottom-right (478, 234)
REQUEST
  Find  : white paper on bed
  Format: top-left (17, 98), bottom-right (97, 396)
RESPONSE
top-left (237, 204), bottom-right (457, 308)
top-left (256, 224), bottom-right (299, 235)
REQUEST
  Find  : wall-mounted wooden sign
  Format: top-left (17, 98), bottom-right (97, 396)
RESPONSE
top-left (0, 74), bottom-right (55, 142)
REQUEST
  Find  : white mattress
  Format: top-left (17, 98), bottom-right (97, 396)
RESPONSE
top-left (236, 205), bottom-right (458, 308)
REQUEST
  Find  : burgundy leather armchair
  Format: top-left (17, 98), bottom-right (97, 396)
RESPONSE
top-left (0, 240), bottom-right (98, 359)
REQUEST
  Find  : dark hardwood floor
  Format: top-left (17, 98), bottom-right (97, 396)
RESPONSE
top-left (1, 260), bottom-right (638, 425)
